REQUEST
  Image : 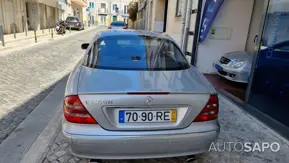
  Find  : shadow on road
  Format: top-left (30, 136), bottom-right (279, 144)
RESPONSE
top-left (0, 74), bottom-right (69, 144)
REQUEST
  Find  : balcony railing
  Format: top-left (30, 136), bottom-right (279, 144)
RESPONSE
top-left (98, 8), bottom-right (108, 14)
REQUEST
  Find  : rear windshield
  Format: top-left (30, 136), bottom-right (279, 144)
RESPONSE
top-left (83, 35), bottom-right (190, 71)
top-left (66, 17), bottom-right (78, 22)
top-left (111, 21), bottom-right (126, 26)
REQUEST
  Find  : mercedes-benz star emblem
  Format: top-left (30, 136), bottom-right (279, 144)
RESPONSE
top-left (144, 96), bottom-right (153, 105)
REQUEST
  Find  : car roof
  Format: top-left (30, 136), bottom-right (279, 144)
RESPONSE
top-left (97, 30), bottom-right (173, 41)
top-left (111, 21), bottom-right (125, 23)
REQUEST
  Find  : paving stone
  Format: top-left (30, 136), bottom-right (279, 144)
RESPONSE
top-left (74, 157), bottom-right (80, 161)
top-left (52, 144), bottom-right (59, 150)
top-left (58, 155), bottom-right (69, 163)
top-left (55, 150), bottom-right (67, 157)
top-left (60, 143), bottom-right (68, 149)
top-left (42, 159), bottom-right (49, 163)
top-left (47, 154), bottom-right (58, 162)
top-left (0, 28), bottom-right (99, 145)
top-left (67, 158), bottom-right (76, 163)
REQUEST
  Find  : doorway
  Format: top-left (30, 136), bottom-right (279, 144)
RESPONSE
top-left (100, 16), bottom-right (106, 25)
top-left (112, 16), bottom-right (117, 22)
top-left (248, 0), bottom-right (289, 128)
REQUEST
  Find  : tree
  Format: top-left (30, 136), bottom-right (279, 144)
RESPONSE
top-left (128, 1), bottom-right (138, 22)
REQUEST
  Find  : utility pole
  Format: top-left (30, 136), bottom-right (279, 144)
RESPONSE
top-left (182, 0), bottom-right (193, 53)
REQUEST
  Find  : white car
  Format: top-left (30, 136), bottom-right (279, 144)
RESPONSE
top-left (214, 51), bottom-right (253, 83)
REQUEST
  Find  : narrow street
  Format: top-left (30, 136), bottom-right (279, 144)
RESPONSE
top-left (0, 28), bottom-right (102, 144)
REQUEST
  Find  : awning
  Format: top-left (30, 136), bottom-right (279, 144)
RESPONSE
top-left (71, 0), bottom-right (88, 7)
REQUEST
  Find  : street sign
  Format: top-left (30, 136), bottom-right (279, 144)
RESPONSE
top-left (199, 0), bottom-right (224, 43)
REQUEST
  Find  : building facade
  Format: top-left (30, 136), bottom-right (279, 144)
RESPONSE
top-left (0, 0), bottom-right (88, 34)
top-left (135, 0), bottom-right (167, 32)
top-left (91, 0), bottom-right (130, 26)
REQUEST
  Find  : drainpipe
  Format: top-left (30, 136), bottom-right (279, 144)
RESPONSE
top-left (180, 0), bottom-right (188, 49)
top-left (163, 0), bottom-right (168, 32)
top-left (182, 0), bottom-right (192, 53)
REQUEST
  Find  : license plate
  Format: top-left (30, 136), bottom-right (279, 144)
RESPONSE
top-left (119, 110), bottom-right (177, 123)
top-left (215, 64), bottom-right (223, 71)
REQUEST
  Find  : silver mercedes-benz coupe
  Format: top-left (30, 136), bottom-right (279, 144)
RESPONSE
top-left (62, 30), bottom-right (220, 160)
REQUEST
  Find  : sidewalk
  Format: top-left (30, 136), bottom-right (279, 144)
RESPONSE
top-left (0, 25), bottom-right (100, 53)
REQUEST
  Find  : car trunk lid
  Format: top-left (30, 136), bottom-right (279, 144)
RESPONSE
top-left (77, 67), bottom-right (216, 131)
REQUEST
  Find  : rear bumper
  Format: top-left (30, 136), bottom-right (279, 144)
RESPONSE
top-left (63, 121), bottom-right (220, 159)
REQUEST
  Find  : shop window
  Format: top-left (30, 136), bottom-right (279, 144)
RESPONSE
top-left (248, 0), bottom-right (289, 128)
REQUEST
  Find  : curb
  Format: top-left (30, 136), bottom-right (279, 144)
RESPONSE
top-left (5, 33), bottom-right (51, 44)
top-left (0, 76), bottom-right (68, 163)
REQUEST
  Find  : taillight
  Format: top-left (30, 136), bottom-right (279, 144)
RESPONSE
top-left (108, 26), bottom-right (111, 29)
top-left (123, 27), bottom-right (128, 29)
top-left (193, 95), bottom-right (219, 122)
top-left (63, 95), bottom-right (97, 124)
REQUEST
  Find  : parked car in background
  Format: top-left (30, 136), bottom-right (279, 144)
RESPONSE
top-left (65, 16), bottom-right (84, 30)
top-left (214, 51), bottom-right (253, 83)
top-left (62, 30), bottom-right (220, 161)
top-left (108, 21), bottom-right (128, 29)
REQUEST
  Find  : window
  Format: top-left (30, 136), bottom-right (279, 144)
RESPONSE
top-left (89, 2), bottom-right (94, 8)
top-left (113, 4), bottom-right (117, 10)
top-left (124, 5), bottom-right (128, 14)
top-left (101, 3), bottom-right (106, 8)
top-left (66, 17), bottom-right (79, 22)
top-left (83, 35), bottom-right (189, 70)
top-left (176, 0), bottom-right (182, 17)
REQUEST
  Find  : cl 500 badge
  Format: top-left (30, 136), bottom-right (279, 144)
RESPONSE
top-left (85, 100), bottom-right (113, 105)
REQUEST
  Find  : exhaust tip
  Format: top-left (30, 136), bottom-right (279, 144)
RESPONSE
top-left (185, 155), bottom-right (197, 162)
top-left (89, 159), bottom-right (102, 163)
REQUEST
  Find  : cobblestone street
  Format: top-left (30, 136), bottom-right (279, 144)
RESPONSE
top-left (42, 96), bottom-right (289, 163)
top-left (0, 27), bottom-right (103, 144)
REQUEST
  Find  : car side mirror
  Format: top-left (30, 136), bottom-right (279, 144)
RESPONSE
top-left (81, 43), bottom-right (89, 50)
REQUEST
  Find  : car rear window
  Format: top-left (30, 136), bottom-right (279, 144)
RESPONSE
top-left (111, 22), bottom-right (125, 26)
top-left (66, 17), bottom-right (78, 22)
top-left (83, 35), bottom-right (190, 71)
